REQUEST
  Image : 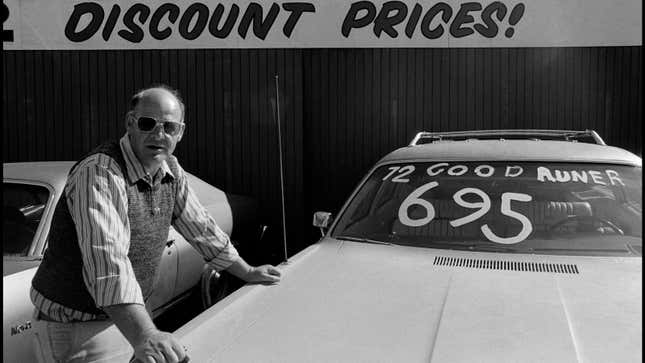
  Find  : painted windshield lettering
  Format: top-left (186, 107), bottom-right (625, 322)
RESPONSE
top-left (398, 182), bottom-right (533, 244)
top-left (426, 163), bottom-right (525, 178)
top-left (537, 167), bottom-right (625, 186)
top-left (383, 165), bottom-right (415, 182)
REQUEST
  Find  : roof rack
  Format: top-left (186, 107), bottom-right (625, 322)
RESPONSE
top-left (409, 129), bottom-right (606, 146)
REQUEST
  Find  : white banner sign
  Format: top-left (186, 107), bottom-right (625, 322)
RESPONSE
top-left (2, 0), bottom-right (642, 50)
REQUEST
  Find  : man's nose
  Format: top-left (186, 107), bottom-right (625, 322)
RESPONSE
top-left (152, 123), bottom-right (165, 136)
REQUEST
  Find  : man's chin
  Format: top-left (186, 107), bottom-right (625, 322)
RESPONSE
top-left (151, 153), bottom-right (168, 162)
top-left (142, 151), bottom-right (168, 165)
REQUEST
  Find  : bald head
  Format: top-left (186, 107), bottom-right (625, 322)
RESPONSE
top-left (130, 85), bottom-right (185, 122)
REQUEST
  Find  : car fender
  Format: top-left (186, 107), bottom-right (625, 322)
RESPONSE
top-left (3, 267), bottom-right (40, 363)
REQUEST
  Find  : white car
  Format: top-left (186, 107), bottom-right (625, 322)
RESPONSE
top-left (175, 130), bottom-right (641, 362)
top-left (3, 161), bottom-right (257, 363)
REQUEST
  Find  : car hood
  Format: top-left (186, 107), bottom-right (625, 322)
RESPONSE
top-left (176, 239), bottom-right (642, 363)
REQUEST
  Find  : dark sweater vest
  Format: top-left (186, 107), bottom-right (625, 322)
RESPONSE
top-left (32, 141), bottom-right (179, 317)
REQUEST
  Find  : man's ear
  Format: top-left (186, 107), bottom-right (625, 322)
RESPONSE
top-left (124, 113), bottom-right (131, 129)
top-left (125, 113), bottom-right (135, 131)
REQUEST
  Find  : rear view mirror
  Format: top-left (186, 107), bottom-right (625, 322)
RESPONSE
top-left (312, 211), bottom-right (333, 237)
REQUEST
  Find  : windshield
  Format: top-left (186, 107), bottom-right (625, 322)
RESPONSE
top-left (3, 182), bottom-right (50, 256)
top-left (332, 162), bottom-right (642, 257)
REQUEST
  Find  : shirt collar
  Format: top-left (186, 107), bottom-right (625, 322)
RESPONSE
top-left (119, 134), bottom-right (174, 184)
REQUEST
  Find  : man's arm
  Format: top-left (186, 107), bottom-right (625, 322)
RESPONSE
top-left (172, 164), bottom-right (282, 283)
top-left (67, 158), bottom-right (145, 307)
top-left (68, 158), bottom-right (186, 363)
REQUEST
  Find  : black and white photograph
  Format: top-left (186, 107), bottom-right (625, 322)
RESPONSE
top-left (3, 0), bottom-right (642, 362)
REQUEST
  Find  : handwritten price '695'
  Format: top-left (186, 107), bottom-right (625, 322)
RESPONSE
top-left (398, 181), bottom-right (533, 244)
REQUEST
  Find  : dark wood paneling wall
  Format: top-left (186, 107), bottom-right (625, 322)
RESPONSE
top-left (3, 47), bottom-right (642, 255)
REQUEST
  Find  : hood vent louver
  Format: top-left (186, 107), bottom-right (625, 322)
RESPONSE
top-left (433, 256), bottom-right (579, 274)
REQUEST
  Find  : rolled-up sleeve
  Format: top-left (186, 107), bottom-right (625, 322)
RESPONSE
top-left (172, 166), bottom-right (239, 271)
top-left (66, 158), bottom-right (144, 308)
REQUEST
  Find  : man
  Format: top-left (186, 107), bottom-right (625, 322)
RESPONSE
top-left (30, 85), bottom-right (282, 363)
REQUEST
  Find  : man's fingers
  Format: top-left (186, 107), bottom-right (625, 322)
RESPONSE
top-left (264, 274), bottom-right (280, 282)
top-left (136, 346), bottom-right (183, 363)
top-left (129, 355), bottom-right (154, 363)
top-left (260, 265), bottom-right (282, 277)
top-left (170, 343), bottom-right (188, 362)
top-left (146, 351), bottom-right (165, 363)
top-left (134, 330), bottom-right (185, 363)
top-left (159, 346), bottom-right (179, 363)
top-left (267, 266), bottom-right (282, 277)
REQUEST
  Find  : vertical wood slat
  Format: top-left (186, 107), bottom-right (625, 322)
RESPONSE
top-left (4, 52), bottom-right (17, 157)
top-left (2, 47), bottom-right (642, 253)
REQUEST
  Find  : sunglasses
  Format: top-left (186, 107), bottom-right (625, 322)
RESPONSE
top-left (134, 115), bottom-right (184, 136)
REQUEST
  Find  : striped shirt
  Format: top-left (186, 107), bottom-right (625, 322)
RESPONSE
top-left (31, 134), bottom-right (239, 322)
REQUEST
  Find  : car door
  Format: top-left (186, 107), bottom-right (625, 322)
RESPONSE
top-left (172, 236), bottom-right (204, 299)
top-left (146, 227), bottom-right (180, 316)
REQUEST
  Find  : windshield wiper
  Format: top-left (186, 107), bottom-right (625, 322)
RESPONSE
top-left (419, 241), bottom-right (521, 252)
top-left (334, 235), bottom-right (391, 245)
top-left (444, 242), bottom-right (521, 253)
top-left (384, 239), bottom-right (522, 252)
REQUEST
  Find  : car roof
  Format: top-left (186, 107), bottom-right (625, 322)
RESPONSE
top-left (3, 161), bottom-right (74, 190)
top-left (378, 140), bottom-right (642, 166)
top-left (2, 160), bottom-right (221, 199)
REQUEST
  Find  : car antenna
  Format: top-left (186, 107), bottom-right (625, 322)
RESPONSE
top-left (273, 74), bottom-right (289, 264)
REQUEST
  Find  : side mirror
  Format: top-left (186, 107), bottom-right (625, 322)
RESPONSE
top-left (312, 211), bottom-right (333, 237)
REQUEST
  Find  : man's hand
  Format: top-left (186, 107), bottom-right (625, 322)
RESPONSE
top-left (103, 304), bottom-right (189, 363)
top-left (226, 258), bottom-right (282, 284)
top-left (242, 264), bottom-right (282, 284)
top-left (132, 329), bottom-right (188, 363)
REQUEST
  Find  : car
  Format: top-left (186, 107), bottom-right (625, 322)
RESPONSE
top-left (174, 129), bottom-right (642, 362)
top-left (3, 161), bottom-right (262, 363)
